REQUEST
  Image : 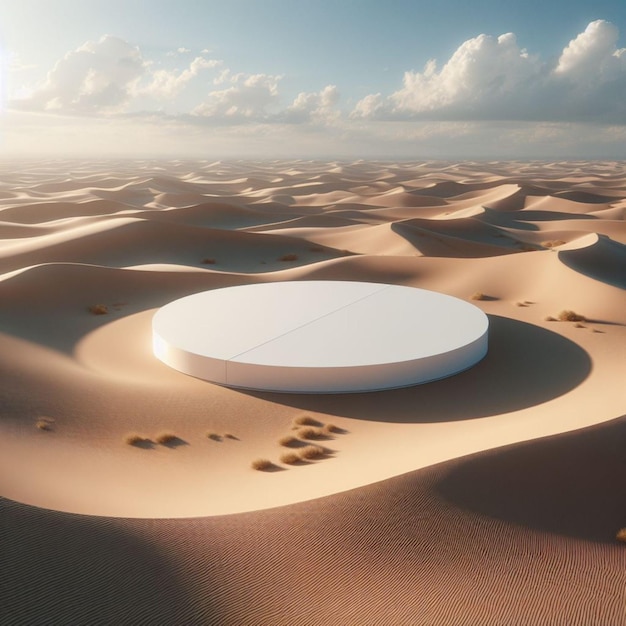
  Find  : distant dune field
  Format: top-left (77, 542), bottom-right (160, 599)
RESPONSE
top-left (1, 159), bottom-right (625, 625)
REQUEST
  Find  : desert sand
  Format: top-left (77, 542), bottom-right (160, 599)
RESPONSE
top-left (1, 159), bottom-right (625, 624)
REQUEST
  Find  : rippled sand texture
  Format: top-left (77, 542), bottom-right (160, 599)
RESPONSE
top-left (1, 160), bottom-right (625, 625)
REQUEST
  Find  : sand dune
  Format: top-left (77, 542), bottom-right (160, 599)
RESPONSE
top-left (0, 222), bottom-right (50, 238)
top-left (522, 193), bottom-right (613, 214)
top-left (0, 217), bottom-right (344, 273)
top-left (1, 159), bottom-right (625, 625)
top-left (0, 199), bottom-right (136, 223)
top-left (558, 233), bottom-right (626, 288)
top-left (393, 217), bottom-right (519, 254)
top-left (3, 416), bottom-right (624, 625)
top-left (138, 201), bottom-right (289, 230)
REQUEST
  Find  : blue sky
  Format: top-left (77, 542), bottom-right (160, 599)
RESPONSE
top-left (2, 0), bottom-right (626, 158)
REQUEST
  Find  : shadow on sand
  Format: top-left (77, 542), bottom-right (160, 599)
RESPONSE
top-left (436, 414), bottom-right (626, 543)
top-left (242, 315), bottom-right (591, 423)
top-left (0, 498), bottom-right (207, 624)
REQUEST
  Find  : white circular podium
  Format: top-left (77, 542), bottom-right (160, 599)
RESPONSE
top-left (152, 281), bottom-right (488, 393)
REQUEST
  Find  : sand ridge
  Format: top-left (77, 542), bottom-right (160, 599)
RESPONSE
top-left (1, 159), bottom-right (625, 624)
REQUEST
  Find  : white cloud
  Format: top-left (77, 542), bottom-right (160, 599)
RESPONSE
top-left (353, 19), bottom-right (626, 123)
top-left (555, 20), bottom-right (625, 78)
top-left (550, 20), bottom-right (626, 120)
top-left (166, 47), bottom-right (192, 57)
top-left (350, 93), bottom-right (384, 119)
top-left (282, 85), bottom-right (340, 124)
top-left (142, 56), bottom-right (222, 99)
top-left (12, 35), bottom-right (145, 113)
top-left (213, 68), bottom-right (231, 85)
top-left (396, 33), bottom-right (540, 114)
top-left (193, 72), bottom-right (282, 120)
top-left (6, 53), bottom-right (38, 73)
top-left (6, 17), bottom-right (626, 155)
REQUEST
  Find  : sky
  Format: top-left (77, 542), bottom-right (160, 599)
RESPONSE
top-left (1, 0), bottom-right (626, 159)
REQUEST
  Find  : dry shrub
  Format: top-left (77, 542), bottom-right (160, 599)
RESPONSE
top-left (201, 258), bottom-right (216, 265)
top-left (545, 315), bottom-right (556, 322)
top-left (155, 432), bottom-right (178, 445)
top-left (293, 415), bottom-right (321, 427)
top-left (207, 432), bottom-right (222, 441)
top-left (280, 451), bottom-right (300, 465)
top-left (471, 292), bottom-right (487, 301)
top-left (298, 445), bottom-right (326, 460)
top-left (88, 304), bottom-right (108, 315)
top-left (616, 528), bottom-right (626, 543)
top-left (125, 433), bottom-right (147, 446)
top-left (224, 433), bottom-right (237, 440)
top-left (574, 322), bottom-right (586, 329)
top-left (542, 240), bottom-right (566, 248)
top-left (251, 458), bottom-right (274, 471)
top-left (558, 310), bottom-right (586, 322)
top-left (279, 435), bottom-right (299, 447)
top-left (36, 418), bottom-right (54, 431)
top-left (322, 423), bottom-right (341, 435)
top-left (278, 253), bottom-right (298, 262)
top-left (297, 426), bottom-right (325, 440)
top-left (516, 302), bottom-right (528, 307)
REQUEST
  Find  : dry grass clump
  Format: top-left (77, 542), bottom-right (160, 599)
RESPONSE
top-left (616, 528), bottom-right (626, 543)
top-left (545, 315), bottom-right (556, 321)
top-left (471, 292), bottom-right (487, 301)
top-left (278, 253), bottom-right (298, 262)
top-left (251, 458), bottom-right (274, 471)
top-left (292, 415), bottom-right (321, 427)
top-left (36, 418), bottom-right (55, 431)
top-left (297, 426), bottom-right (325, 440)
top-left (155, 431), bottom-right (179, 445)
top-left (298, 445), bottom-right (326, 460)
top-left (542, 240), bottom-right (566, 248)
top-left (558, 310), bottom-right (586, 322)
top-left (201, 258), bottom-right (216, 265)
top-left (207, 432), bottom-right (222, 441)
top-left (277, 416), bottom-right (345, 465)
top-left (278, 435), bottom-right (300, 447)
top-left (125, 433), bottom-right (149, 446)
top-left (88, 304), bottom-right (108, 315)
top-left (280, 451), bottom-right (301, 465)
top-left (574, 322), bottom-right (586, 328)
top-left (224, 433), bottom-right (237, 440)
